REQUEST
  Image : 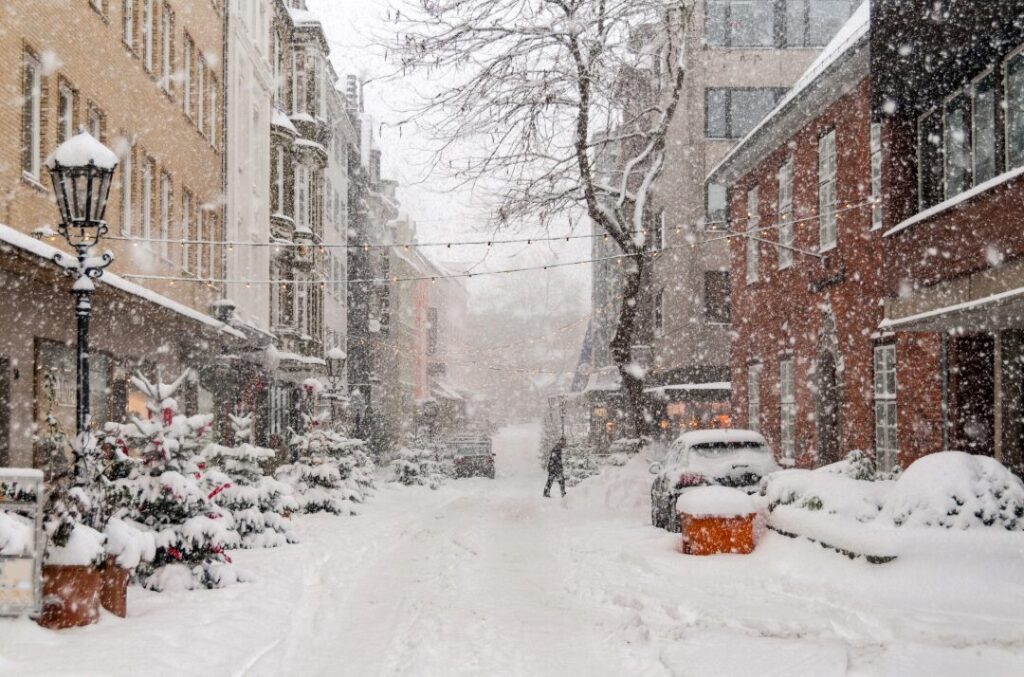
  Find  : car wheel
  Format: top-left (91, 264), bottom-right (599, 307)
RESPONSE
top-left (665, 493), bottom-right (681, 533)
top-left (650, 486), bottom-right (663, 528)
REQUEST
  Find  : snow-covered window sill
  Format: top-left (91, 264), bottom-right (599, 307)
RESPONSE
top-left (885, 165), bottom-right (1024, 238)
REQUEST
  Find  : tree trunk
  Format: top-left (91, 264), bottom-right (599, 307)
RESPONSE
top-left (610, 249), bottom-right (650, 438)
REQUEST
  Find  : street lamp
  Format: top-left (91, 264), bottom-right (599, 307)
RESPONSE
top-left (45, 132), bottom-right (118, 436)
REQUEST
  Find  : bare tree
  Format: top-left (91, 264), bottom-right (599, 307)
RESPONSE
top-left (392, 0), bottom-right (692, 436)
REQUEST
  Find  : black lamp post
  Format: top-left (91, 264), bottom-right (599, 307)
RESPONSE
top-left (45, 132), bottom-right (118, 436)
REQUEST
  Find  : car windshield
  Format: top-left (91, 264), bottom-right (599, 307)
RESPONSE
top-left (689, 441), bottom-right (767, 457)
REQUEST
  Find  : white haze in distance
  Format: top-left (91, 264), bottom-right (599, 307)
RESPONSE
top-left (306, 0), bottom-right (592, 314)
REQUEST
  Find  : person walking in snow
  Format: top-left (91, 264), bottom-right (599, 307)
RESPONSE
top-left (544, 437), bottom-right (567, 498)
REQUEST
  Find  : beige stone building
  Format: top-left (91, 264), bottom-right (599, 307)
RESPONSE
top-left (602, 1), bottom-right (860, 434)
top-left (0, 0), bottom-right (240, 466)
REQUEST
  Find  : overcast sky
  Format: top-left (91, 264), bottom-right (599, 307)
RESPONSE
top-left (304, 0), bottom-right (591, 317)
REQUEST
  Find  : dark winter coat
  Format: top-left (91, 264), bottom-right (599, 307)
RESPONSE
top-left (547, 443), bottom-right (565, 476)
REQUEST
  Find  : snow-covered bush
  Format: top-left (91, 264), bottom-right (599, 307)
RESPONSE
top-left (762, 456), bottom-right (892, 524)
top-left (884, 452), bottom-right (1024, 530)
top-left (204, 414), bottom-right (298, 548)
top-left (276, 416), bottom-right (375, 514)
top-left (391, 446), bottom-right (444, 489)
top-left (0, 511), bottom-right (34, 557)
top-left (105, 372), bottom-right (244, 590)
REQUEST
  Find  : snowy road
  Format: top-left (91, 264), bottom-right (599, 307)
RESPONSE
top-left (3, 423), bottom-right (1024, 676)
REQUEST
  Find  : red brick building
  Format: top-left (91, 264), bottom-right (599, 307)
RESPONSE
top-left (706, 5), bottom-right (892, 470)
top-left (874, 0), bottom-right (1024, 473)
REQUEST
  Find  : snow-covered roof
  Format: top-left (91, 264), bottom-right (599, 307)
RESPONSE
top-left (45, 131), bottom-right (118, 170)
top-left (271, 108), bottom-right (298, 135)
top-left (706, 1), bottom-right (870, 186)
top-left (294, 138), bottom-right (327, 154)
top-left (287, 7), bottom-right (319, 25)
top-left (0, 223), bottom-right (245, 340)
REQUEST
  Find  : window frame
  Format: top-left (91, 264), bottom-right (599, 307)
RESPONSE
top-left (942, 87), bottom-right (973, 200)
top-left (141, 156), bottom-right (154, 245)
top-left (123, 0), bottom-right (135, 50)
top-left (181, 189), bottom-right (193, 274)
top-left (746, 184), bottom-right (760, 284)
top-left (870, 122), bottom-right (883, 230)
top-left (142, 0), bottom-right (154, 72)
top-left (747, 363), bottom-right (762, 433)
top-left (159, 170), bottom-right (172, 260)
top-left (972, 67), bottom-right (998, 185)
top-left (1004, 44), bottom-right (1024, 170)
top-left (779, 356), bottom-right (796, 460)
top-left (818, 128), bottom-right (837, 252)
top-left (873, 344), bottom-right (898, 472)
top-left (706, 87), bottom-right (788, 140)
top-left (777, 156), bottom-right (794, 268)
top-left (120, 140), bottom-right (133, 236)
top-left (21, 50), bottom-right (42, 181)
top-left (57, 80), bottom-right (76, 146)
top-left (160, 3), bottom-right (174, 95)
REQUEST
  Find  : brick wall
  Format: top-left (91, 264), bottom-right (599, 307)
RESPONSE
top-left (728, 78), bottom-right (888, 467)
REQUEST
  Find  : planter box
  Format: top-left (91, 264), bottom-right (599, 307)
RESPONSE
top-left (681, 513), bottom-right (757, 556)
top-left (38, 564), bottom-right (102, 629)
top-left (99, 556), bottom-right (130, 618)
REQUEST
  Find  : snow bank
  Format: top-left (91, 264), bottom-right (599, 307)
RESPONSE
top-left (564, 455), bottom-right (654, 513)
top-left (677, 486), bottom-right (756, 518)
top-left (46, 524), bottom-right (106, 566)
top-left (0, 511), bottom-right (34, 556)
top-left (884, 451), bottom-right (1024, 530)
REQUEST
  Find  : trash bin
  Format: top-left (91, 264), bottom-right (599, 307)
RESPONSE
top-left (676, 486), bottom-right (759, 556)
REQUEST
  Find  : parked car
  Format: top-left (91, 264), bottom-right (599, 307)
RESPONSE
top-left (450, 434), bottom-right (495, 479)
top-left (649, 429), bottom-right (779, 531)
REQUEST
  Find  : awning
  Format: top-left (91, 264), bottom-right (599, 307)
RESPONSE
top-left (880, 285), bottom-right (1024, 333)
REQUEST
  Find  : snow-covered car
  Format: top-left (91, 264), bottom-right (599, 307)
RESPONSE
top-left (450, 435), bottom-right (495, 479)
top-left (649, 429), bottom-right (779, 531)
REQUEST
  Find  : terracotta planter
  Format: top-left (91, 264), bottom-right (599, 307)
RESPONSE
top-left (680, 512), bottom-right (757, 556)
top-left (99, 556), bottom-right (130, 618)
top-left (38, 564), bottom-right (102, 629)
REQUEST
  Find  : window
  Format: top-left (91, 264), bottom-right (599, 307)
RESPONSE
top-left (161, 4), bottom-right (173, 94)
top-left (779, 357), bottom-right (796, 460)
top-left (142, 0), bottom-right (154, 71)
top-left (708, 1), bottom-right (855, 48)
top-left (654, 290), bottom-right (665, 336)
top-left (294, 50), bottom-right (306, 114)
top-left (21, 51), bottom-right (42, 180)
top-left (870, 123), bottom-right (883, 230)
top-left (296, 275), bottom-right (309, 335)
top-left (706, 88), bottom-right (787, 139)
top-left (199, 208), bottom-right (209, 278)
top-left (123, 0), bottom-right (134, 48)
top-left (208, 74), bottom-right (218, 147)
top-left (973, 70), bottom-right (998, 184)
top-left (273, 30), bottom-right (282, 106)
top-left (57, 81), bottom-right (75, 145)
top-left (87, 104), bottom-right (105, 141)
top-left (159, 171), bottom-right (171, 258)
top-left (706, 1), bottom-right (774, 48)
top-left (706, 182), bottom-right (728, 229)
top-left (183, 35), bottom-right (193, 117)
top-left (943, 91), bottom-right (971, 199)
top-left (1006, 50), bottom-right (1024, 169)
top-left (746, 185), bottom-right (759, 284)
top-left (704, 271), bottom-right (731, 323)
top-left (917, 108), bottom-right (944, 210)
top-left (818, 129), bottom-right (837, 251)
top-left (786, 0), bottom-right (855, 47)
top-left (197, 58), bottom-right (205, 135)
top-left (874, 345), bottom-right (898, 472)
top-left (120, 142), bottom-right (133, 236)
top-left (777, 157), bottom-right (794, 268)
top-left (273, 147), bottom-right (284, 214)
top-left (181, 190), bottom-right (192, 273)
top-left (141, 157), bottom-right (153, 242)
top-left (295, 163), bottom-right (308, 228)
top-left (650, 210), bottom-right (665, 251)
top-left (747, 364), bottom-right (762, 433)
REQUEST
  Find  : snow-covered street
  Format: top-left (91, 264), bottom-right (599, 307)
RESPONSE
top-left (3, 423), bottom-right (1024, 676)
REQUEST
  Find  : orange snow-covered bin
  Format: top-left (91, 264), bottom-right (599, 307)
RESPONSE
top-left (676, 487), bottom-right (759, 556)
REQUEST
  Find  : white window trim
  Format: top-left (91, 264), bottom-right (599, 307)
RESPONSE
top-left (818, 129), bottom-right (837, 252)
top-left (777, 158), bottom-right (794, 269)
top-left (183, 35), bottom-right (192, 117)
top-left (779, 357), bottom-right (796, 459)
top-left (747, 363), bottom-right (762, 433)
top-left (1004, 44), bottom-right (1024, 170)
top-left (746, 185), bottom-right (759, 284)
top-left (142, 0), bottom-right (153, 72)
top-left (23, 53), bottom-right (42, 181)
top-left (160, 5), bottom-right (172, 93)
top-left (121, 142), bottom-right (133, 236)
top-left (57, 82), bottom-right (75, 145)
top-left (141, 158), bottom-right (153, 245)
top-left (870, 122), bottom-right (883, 230)
top-left (123, 0), bottom-right (134, 48)
top-left (873, 344), bottom-right (898, 472)
top-left (159, 172), bottom-right (171, 260)
top-left (181, 191), bottom-right (192, 274)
